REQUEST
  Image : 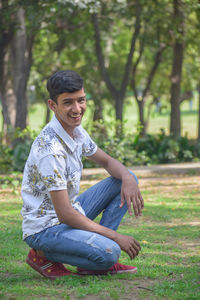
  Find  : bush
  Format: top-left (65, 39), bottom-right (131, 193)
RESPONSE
top-left (0, 122), bottom-right (199, 173)
top-left (0, 143), bottom-right (14, 173)
top-left (83, 122), bottom-right (200, 167)
top-left (0, 127), bottom-right (37, 174)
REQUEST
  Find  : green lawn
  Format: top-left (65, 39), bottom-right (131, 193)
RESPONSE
top-left (0, 168), bottom-right (199, 299)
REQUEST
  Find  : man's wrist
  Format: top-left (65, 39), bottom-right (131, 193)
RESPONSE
top-left (121, 171), bottom-right (133, 181)
top-left (111, 231), bottom-right (119, 242)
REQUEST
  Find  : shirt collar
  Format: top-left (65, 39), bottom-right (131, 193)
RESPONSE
top-left (49, 114), bottom-right (82, 152)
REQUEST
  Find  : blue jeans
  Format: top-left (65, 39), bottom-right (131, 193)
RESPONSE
top-left (25, 173), bottom-right (138, 270)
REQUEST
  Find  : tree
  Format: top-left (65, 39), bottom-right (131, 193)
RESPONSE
top-left (196, 0), bottom-right (200, 140)
top-left (0, 0), bottom-right (44, 134)
top-left (130, 14), bottom-right (167, 136)
top-left (169, 0), bottom-right (185, 137)
top-left (0, 0), bottom-right (16, 134)
top-left (91, 0), bottom-right (142, 123)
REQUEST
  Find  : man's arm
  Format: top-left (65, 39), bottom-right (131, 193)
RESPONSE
top-left (50, 189), bottom-right (140, 260)
top-left (88, 147), bottom-right (144, 217)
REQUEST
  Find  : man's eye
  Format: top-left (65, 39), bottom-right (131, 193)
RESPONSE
top-left (79, 98), bottom-right (86, 103)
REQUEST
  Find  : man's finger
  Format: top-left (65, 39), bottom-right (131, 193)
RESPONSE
top-left (130, 247), bottom-right (137, 258)
top-left (132, 242), bottom-right (141, 253)
top-left (120, 192), bottom-right (125, 208)
top-left (128, 248), bottom-right (135, 260)
top-left (134, 240), bottom-right (141, 250)
top-left (132, 200), bottom-right (139, 217)
top-left (139, 193), bottom-right (144, 208)
top-left (136, 196), bottom-right (142, 215)
top-left (126, 198), bottom-right (133, 216)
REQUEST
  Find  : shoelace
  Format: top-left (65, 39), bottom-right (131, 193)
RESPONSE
top-left (110, 263), bottom-right (119, 271)
top-left (110, 263), bottom-right (121, 271)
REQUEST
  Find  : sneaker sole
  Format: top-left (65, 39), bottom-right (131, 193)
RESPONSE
top-left (78, 267), bottom-right (137, 276)
top-left (110, 267), bottom-right (137, 274)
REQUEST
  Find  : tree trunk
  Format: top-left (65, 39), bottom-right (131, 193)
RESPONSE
top-left (93, 99), bottom-right (103, 121)
top-left (0, 52), bottom-right (12, 129)
top-left (11, 8), bottom-right (29, 129)
top-left (131, 41), bottom-right (166, 136)
top-left (0, 0), bottom-right (15, 135)
top-left (0, 52), bottom-right (17, 135)
top-left (137, 100), bottom-right (146, 136)
top-left (5, 79), bottom-right (16, 127)
top-left (198, 83), bottom-right (200, 141)
top-left (170, 0), bottom-right (184, 137)
top-left (115, 95), bottom-right (123, 121)
top-left (170, 42), bottom-right (184, 137)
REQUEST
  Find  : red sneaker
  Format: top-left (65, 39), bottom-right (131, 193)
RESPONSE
top-left (26, 249), bottom-right (77, 279)
top-left (77, 262), bottom-right (137, 276)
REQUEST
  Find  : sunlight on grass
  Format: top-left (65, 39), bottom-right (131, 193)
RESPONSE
top-left (0, 171), bottom-right (199, 299)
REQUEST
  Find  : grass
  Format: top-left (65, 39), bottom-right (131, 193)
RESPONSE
top-left (0, 168), bottom-right (200, 299)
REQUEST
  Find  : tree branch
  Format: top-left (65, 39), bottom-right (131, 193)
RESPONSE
top-left (91, 13), bottom-right (117, 98)
top-left (142, 43), bottom-right (166, 99)
top-left (120, 0), bottom-right (142, 96)
top-left (130, 37), bottom-right (145, 101)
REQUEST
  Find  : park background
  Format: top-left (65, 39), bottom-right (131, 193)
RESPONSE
top-left (0, 0), bottom-right (200, 173)
top-left (0, 1), bottom-right (200, 300)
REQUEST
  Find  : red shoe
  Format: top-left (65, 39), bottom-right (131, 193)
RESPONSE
top-left (77, 262), bottom-right (137, 276)
top-left (26, 249), bottom-right (77, 279)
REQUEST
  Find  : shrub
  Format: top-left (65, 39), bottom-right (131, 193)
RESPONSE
top-left (0, 122), bottom-right (199, 173)
top-left (0, 127), bottom-right (37, 174)
top-left (84, 122), bottom-right (200, 167)
top-left (0, 143), bottom-right (14, 174)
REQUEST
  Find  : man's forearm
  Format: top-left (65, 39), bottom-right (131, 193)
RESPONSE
top-left (101, 156), bottom-right (131, 181)
top-left (58, 204), bottom-right (117, 241)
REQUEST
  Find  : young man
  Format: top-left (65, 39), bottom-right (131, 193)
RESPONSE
top-left (21, 70), bottom-right (144, 279)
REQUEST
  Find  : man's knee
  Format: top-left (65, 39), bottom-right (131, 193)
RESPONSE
top-left (101, 243), bottom-right (121, 269)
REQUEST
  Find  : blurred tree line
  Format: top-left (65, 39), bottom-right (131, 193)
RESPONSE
top-left (0, 0), bottom-right (200, 140)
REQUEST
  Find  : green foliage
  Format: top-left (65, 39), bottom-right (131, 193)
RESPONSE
top-left (132, 129), bottom-right (195, 164)
top-left (0, 127), bottom-right (37, 174)
top-left (0, 123), bottom-right (199, 173)
top-left (0, 143), bottom-right (13, 174)
top-left (0, 174), bottom-right (22, 194)
top-left (11, 127), bottom-right (37, 172)
top-left (83, 121), bottom-right (200, 168)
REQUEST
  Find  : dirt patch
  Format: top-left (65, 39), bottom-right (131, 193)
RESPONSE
top-left (78, 278), bottom-right (157, 300)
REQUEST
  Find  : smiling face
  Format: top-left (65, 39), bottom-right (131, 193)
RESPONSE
top-left (48, 88), bottom-right (87, 137)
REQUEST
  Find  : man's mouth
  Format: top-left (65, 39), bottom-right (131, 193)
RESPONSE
top-left (70, 114), bottom-right (81, 119)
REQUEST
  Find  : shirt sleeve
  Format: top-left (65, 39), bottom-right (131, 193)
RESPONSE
top-left (81, 128), bottom-right (98, 157)
top-left (37, 154), bottom-right (68, 191)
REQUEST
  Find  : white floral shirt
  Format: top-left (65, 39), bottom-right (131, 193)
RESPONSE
top-left (21, 115), bottom-right (97, 239)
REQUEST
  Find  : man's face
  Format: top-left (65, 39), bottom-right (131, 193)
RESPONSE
top-left (48, 88), bottom-right (86, 137)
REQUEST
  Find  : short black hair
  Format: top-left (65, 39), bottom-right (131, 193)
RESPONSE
top-left (46, 70), bottom-right (84, 102)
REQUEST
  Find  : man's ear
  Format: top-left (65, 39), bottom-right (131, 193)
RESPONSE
top-left (48, 99), bottom-right (57, 112)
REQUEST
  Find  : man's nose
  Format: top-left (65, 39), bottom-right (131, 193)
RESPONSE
top-left (72, 101), bottom-right (81, 112)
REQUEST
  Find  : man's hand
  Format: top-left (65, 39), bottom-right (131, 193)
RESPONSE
top-left (120, 173), bottom-right (144, 217)
top-left (115, 233), bottom-right (141, 260)
top-left (88, 148), bottom-right (144, 217)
